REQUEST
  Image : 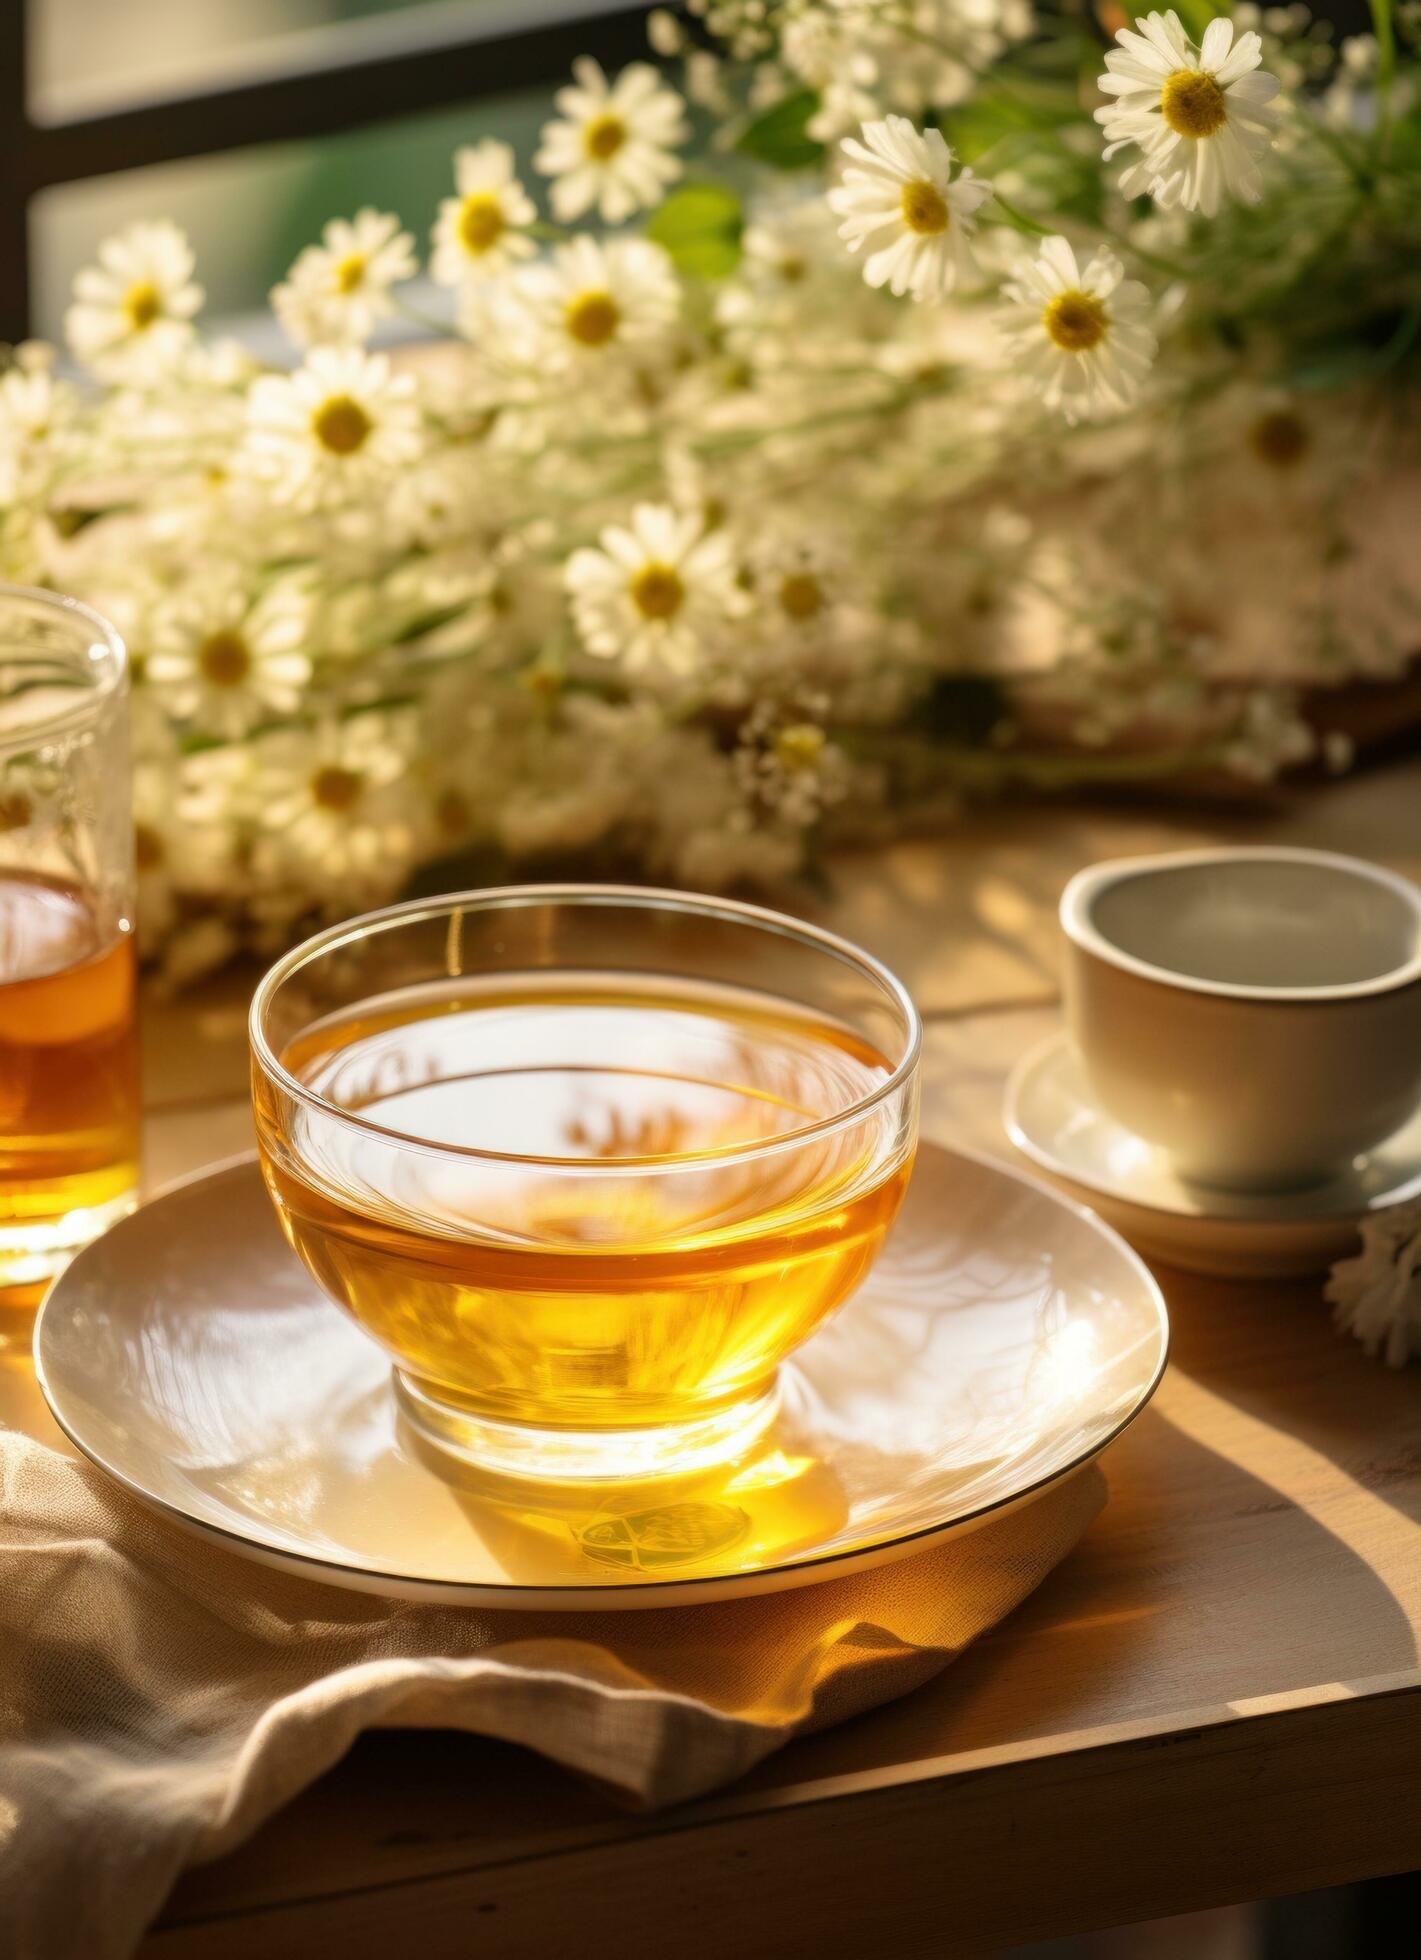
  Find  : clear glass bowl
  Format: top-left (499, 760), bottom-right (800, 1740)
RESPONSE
top-left (251, 885), bottom-right (921, 1482)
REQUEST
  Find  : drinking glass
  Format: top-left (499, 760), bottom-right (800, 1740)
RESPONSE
top-left (0, 585), bottom-right (139, 1309)
top-left (251, 887), bottom-right (921, 1481)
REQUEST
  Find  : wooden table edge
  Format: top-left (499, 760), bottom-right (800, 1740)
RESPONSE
top-left (153, 1671), bottom-right (1421, 1953)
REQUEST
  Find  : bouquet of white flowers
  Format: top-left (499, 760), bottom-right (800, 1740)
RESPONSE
top-left (1, 1), bottom-right (1417, 980)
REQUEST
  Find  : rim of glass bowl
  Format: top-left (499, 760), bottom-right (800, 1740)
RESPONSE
top-left (249, 883), bottom-right (923, 1172)
top-left (0, 582), bottom-right (128, 752)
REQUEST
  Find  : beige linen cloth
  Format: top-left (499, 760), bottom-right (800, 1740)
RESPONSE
top-left (0, 1425), bottom-right (1103, 1960)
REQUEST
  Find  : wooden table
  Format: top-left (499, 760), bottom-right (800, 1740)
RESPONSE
top-left (9, 759), bottom-right (1421, 1957)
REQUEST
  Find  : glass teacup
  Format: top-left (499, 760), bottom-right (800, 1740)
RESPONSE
top-left (250, 885), bottom-right (921, 1481)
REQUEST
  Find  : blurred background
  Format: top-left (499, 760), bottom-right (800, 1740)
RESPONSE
top-left (13, 0), bottom-right (650, 345)
top-left (10, 0), bottom-right (1378, 347)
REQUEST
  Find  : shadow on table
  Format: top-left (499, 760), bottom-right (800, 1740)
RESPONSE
top-left (1155, 1260), bottom-right (1421, 1534)
top-left (159, 1369), bottom-right (1421, 1933)
top-left (722, 1394), bottom-right (1420, 1793)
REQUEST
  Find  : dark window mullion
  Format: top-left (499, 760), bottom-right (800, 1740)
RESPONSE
top-left (5, 0), bottom-right (663, 343)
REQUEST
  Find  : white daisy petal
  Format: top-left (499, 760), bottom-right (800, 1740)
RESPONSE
top-left (996, 233), bottom-right (1158, 426)
top-left (1094, 10), bottom-right (1280, 214)
top-left (829, 116), bottom-right (991, 303)
top-left (535, 58), bottom-right (687, 223)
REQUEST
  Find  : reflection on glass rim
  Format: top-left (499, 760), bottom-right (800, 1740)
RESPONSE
top-left (250, 883), bottom-right (923, 1170)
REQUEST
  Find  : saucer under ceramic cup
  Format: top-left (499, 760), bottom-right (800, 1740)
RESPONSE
top-left (33, 1144), bottom-right (1167, 1610)
top-left (1061, 847), bottom-right (1421, 1192)
top-left (1005, 1033), bottom-right (1421, 1279)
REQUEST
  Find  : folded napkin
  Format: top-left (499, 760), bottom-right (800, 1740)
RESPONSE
top-left (0, 1426), bottom-right (1103, 1960)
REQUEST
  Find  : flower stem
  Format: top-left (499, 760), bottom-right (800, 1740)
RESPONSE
top-left (990, 192), bottom-right (1053, 238)
top-left (1369, 0), bottom-right (1397, 92)
top-left (992, 192), bottom-right (1192, 281)
top-left (1368, 0), bottom-right (1397, 148)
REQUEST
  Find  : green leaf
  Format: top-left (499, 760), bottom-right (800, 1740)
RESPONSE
top-left (645, 181), bottom-right (744, 279)
top-left (735, 90), bottom-right (825, 171)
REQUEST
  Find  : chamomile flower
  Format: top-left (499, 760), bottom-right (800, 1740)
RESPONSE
top-left (510, 236), bottom-right (680, 373)
top-left (65, 222), bottom-right (203, 382)
top-left (1327, 1197), bottom-right (1421, 1367)
top-left (243, 347), bottom-right (423, 510)
top-left (146, 575), bottom-right (314, 738)
top-left (251, 711), bottom-right (418, 886)
top-left (271, 209), bottom-right (417, 348)
top-left (566, 503), bottom-right (741, 674)
top-left (752, 535), bottom-right (845, 636)
top-left (998, 236), bottom-right (1156, 423)
top-left (0, 367), bottom-right (78, 500)
top-left (430, 142), bottom-right (537, 287)
top-left (534, 59), bottom-right (688, 223)
top-left (734, 703), bottom-right (849, 828)
top-left (1095, 13), bottom-right (1282, 216)
top-left (0, 365), bottom-right (74, 445)
top-left (827, 117), bottom-right (991, 300)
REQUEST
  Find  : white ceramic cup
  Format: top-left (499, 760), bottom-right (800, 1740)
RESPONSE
top-left (1060, 847), bottom-right (1421, 1191)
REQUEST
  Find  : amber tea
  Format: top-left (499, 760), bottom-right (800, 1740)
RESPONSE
top-left (252, 888), bottom-right (921, 1480)
top-left (0, 873), bottom-right (140, 1306)
top-left (255, 944), bottom-right (918, 1480)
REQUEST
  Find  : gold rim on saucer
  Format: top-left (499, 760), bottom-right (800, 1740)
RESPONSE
top-left (34, 1143), bottom-right (1168, 1610)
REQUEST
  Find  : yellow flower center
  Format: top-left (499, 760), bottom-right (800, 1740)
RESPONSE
top-left (583, 112), bottom-right (629, 161)
top-left (778, 572), bottom-right (824, 621)
top-left (900, 180), bottom-right (950, 236)
top-left (311, 394), bottom-right (373, 456)
top-left (1249, 410), bottom-right (1310, 469)
top-left (774, 724), bottom-right (826, 772)
top-left (458, 192), bottom-right (506, 255)
top-left (134, 822), bottom-right (164, 871)
top-left (333, 252), bottom-right (367, 294)
top-left (1161, 68), bottom-right (1228, 139)
top-left (310, 765), bottom-right (364, 812)
top-left (1042, 289), bottom-right (1109, 354)
top-left (122, 281), bottom-right (163, 332)
top-left (564, 290), bottom-right (621, 347)
top-left (629, 562), bottom-right (685, 621)
top-left (197, 629), bottom-right (252, 688)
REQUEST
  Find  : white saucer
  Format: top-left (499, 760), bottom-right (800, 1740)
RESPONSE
top-left (34, 1145), bottom-right (1167, 1611)
top-left (1005, 1033), bottom-right (1421, 1279)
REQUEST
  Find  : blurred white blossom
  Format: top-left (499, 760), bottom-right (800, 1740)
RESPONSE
top-left (430, 143), bottom-right (538, 287)
top-left (1096, 13), bottom-right (1282, 214)
top-left (243, 347), bottom-right (423, 509)
top-left (146, 575), bottom-right (314, 738)
top-left (1327, 1204), bottom-right (1421, 1367)
top-left (65, 222), bottom-right (203, 382)
top-left (566, 503), bottom-right (742, 673)
top-left (272, 209), bottom-right (416, 348)
top-left (828, 118), bottom-right (990, 299)
top-left (535, 59), bottom-right (688, 222)
top-left (998, 238), bottom-right (1156, 423)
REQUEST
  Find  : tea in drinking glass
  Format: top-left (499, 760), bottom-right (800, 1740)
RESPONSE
top-left (252, 889), bottom-right (921, 1481)
top-left (0, 589), bottom-right (138, 1308)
